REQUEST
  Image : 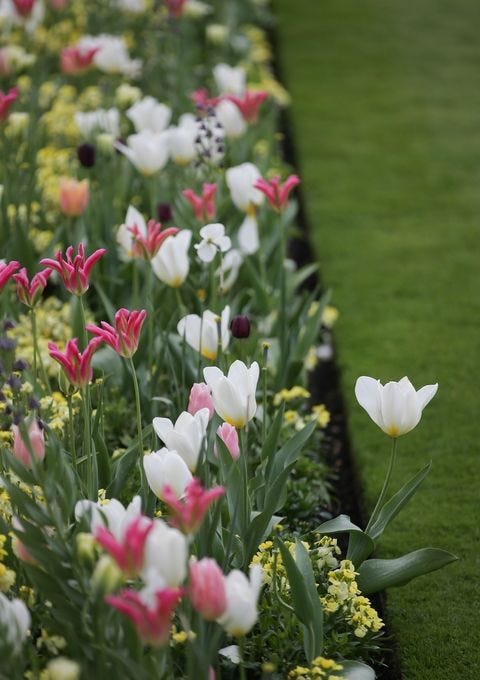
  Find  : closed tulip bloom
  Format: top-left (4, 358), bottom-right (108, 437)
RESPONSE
top-left (177, 306), bottom-right (230, 360)
top-left (77, 142), bottom-right (96, 168)
top-left (225, 163), bottom-right (264, 213)
top-left (217, 565), bottom-right (263, 637)
top-left (204, 360), bottom-right (259, 428)
top-left (115, 131), bottom-right (170, 176)
top-left (153, 409), bottom-right (209, 472)
top-left (151, 230), bottom-right (191, 287)
top-left (143, 448), bottom-right (193, 499)
top-left (13, 267), bottom-right (51, 308)
top-left (95, 514), bottom-right (154, 578)
top-left (60, 45), bottom-right (99, 74)
top-left (213, 63), bottom-right (246, 96)
top-left (12, 419), bottom-right (45, 467)
top-left (106, 582), bottom-right (182, 647)
top-left (141, 520), bottom-right (188, 587)
top-left (230, 315), bottom-right (250, 339)
top-left (182, 183), bottom-right (217, 222)
top-left (215, 99), bottom-right (247, 138)
top-left (126, 96), bottom-right (171, 133)
top-left (189, 558), bottom-right (227, 620)
top-left (216, 422), bottom-right (240, 460)
top-left (355, 376), bottom-right (438, 437)
top-left (0, 88), bottom-right (19, 120)
top-left (187, 382), bottom-right (214, 420)
top-left (58, 178), bottom-right (89, 217)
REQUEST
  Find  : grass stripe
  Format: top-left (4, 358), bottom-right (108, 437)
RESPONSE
top-left (275, 0), bottom-right (480, 676)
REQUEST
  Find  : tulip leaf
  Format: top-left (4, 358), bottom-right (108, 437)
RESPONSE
top-left (276, 537), bottom-right (313, 626)
top-left (316, 514), bottom-right (375, 566)
top-left (268, 419), bottom-right (316, 486)
top-left (341, 660), bottom-right (376, 680)
top-left (294, 540), bottom-right (323, 661)
top-left (367, 462), bottom-right (432, 540)
top-left (242, 257), bottom-right (272, 311)
top-left (357, 548), bottom-right (458, 594)
top-left (244, 468), bottom-right (291, 565)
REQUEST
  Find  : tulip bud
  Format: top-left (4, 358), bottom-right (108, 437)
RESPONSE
top-left (12, 419), bottom-right (45, 467)
top-left (58, 178), bottom-right (89, 217)
top-left (189, 558), bottom-right (227, 620)
top-left (216, 423), bottom-right (240, 460)
top-left (230, 315), bottom-right (250, 339)
top-left (76, 532), bottom-right (96, 564)
top-left (92, 555), bottom-right (123, 595)
top-left (77, 143), bottom-right (96, 168)
top-left (11, 517), bottom-right (36, 565)
top-left (45, 657), bottom-right (81, 680)
top-left (157, 202), bottom-right (173, 222)
top-left (187, 382), bottom-right (214, 419)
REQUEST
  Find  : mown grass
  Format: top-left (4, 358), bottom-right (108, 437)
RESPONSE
top-left (275, 0), bottom-right (480, 676)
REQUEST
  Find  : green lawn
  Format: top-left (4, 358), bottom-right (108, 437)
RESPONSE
top-left (275, 0), bottom-right (480, 676)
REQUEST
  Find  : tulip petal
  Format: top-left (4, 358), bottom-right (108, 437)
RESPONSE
top-left (355, 376), bottom-right (384, 430)
top-left (416, 383), bottom-right (438, 409)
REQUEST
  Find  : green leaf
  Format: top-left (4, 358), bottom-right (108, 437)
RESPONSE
top-left (367, 462), bottom-right (432, 540)
top-left (294, 540), bottom-right (323, 661)
top-left (316, 514), bottom-right (375, 566)
top-left (267, 419), bottom-right (316, 486)
top-left (276, 538), bottom-right (313, 626)
top-left (341, 660), bottom-right (376, 680)
top-left (357, 548), bottom-right (458, 594)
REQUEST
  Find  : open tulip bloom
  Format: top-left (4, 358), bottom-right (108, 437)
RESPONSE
top-left (177, 306), bottom-right (230, 360)
top-left (355, 376), bottom-right (438, 438)
top-left (204, 360), bottom-right (259, 428)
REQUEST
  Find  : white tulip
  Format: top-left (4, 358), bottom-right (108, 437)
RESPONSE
top-left (168, 116), bottom-right (198, 164)
top-left (75, 108), bottom-right (120, 139)
top-left (215, 99), bottom-right (246, 139)
top-left (127, 96), bottom-right (171, 133)
top-left (143, 448), bottom-right (193, 498)
top-left (204, 360), bottom-right (259, 428)
top-left (216, 249), bottom-right (243, 291)
top-left (237, 214), bottom-right (259, 255)
top-left (195, 223), bottom-right (231, 263)
top-left (355, 376), bottom-right (438, 437)
top-left (177, 306), bottom-right (230, 361)
top-left (217, 565), bottom-right (263, 636)
top-left (213, 63), bottom-right (246, 96)
top-left (153, 409), bottom-right (209, 472)
top-left (75, 496), bottom-right (142, 540)
top-left (0, 593), bottom-right (30, 654)
top-left (151, 230), bottom-right (191, 287)
top-left (142, 519), bottom-right (188, 587)
top-left (79, 35), bottom-right (142, 78)
top-left (116, 0), bottom-right (146, 12)
top-left (115, 130), bottom-right (170, 175)
top-left (116, 205), bottom-right (146, 259)
top-left (184, 0), bottom-right (212, 18)
top-left (226, 162), bottom-right (264, 212)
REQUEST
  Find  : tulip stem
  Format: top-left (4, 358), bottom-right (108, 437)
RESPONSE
top-left (67, 393), bottom-right (77, 472)
top-left (81, 385), bottom-right (96, 499)
top-left (128, 357), bottom-right (148, 504)
top-left (365, 438), bottom-right (397, 534)
top-left (277, 216), bottom-right (288, 388)
top-left (30, 308), bottom-right (50, 393)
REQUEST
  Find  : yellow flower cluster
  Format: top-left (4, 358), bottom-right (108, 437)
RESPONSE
top-left (251, 539), bottom-right (310, 591)
top-left (314, 536), bottom-right (341, 571)
top-left (274, 386), bottom-right (311, 406)
top-left (11, 297), bottom-right (81, 378)
top-left (288, 656), bottom-right (344, 679)
top-left (38, 392), bottom-right (71, 434)
top-left (37, 628), bottom-right (68, 655)
top-left (36, 145), bottom-right (74, 206)
top-left (321, 560), bottom-right (383, 638)
top-left (0, 534), bottom-right (16, 592)
top-left (322, 306), bottom-right (339, 329)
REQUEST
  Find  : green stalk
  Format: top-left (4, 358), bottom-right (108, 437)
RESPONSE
top-left (128, 356), bottom-right (148, 504)
top-left (262, 342), bottom-right (269, 448)
top-left (365, 437), bottom-right (398, 534)
top-left (30, 308), bottom-right (50, 393)
top-left (67, 393), bottom-right (77, 472)
top-left (278, 215), bottom-right (288, 388)
top-left (81, 385), bottom-right (96, 499)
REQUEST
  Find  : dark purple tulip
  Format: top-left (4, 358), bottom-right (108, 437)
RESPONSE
top-left (230, 315), bottom-right (250, 339)
top-left (77, 143), bottom-right (96, 168)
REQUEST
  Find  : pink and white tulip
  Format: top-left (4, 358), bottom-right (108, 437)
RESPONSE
top-left (48, 337), bottom-right (102, 388)
top-left (86, 308), bottom-right (147, 358)
top-left (182, 183), bottom-right (217, 222)
top-left (41, 243), bottom-right (105, 296)
top-left (161, 478), bottom-right (224, 535)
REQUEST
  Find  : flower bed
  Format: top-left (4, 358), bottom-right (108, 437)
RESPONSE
top-left (0, 1), bottom-right (456, 678)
